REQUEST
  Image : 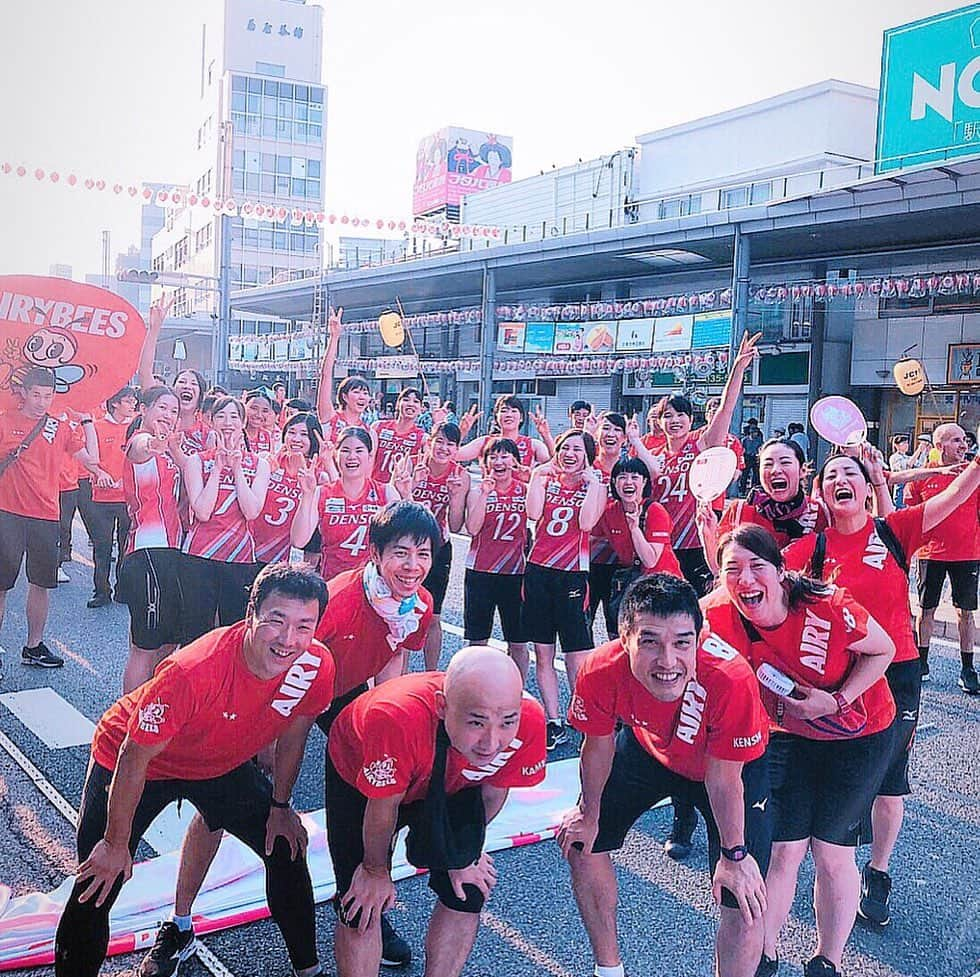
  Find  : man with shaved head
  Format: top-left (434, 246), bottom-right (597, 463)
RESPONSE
top-left (325, 647), bottom-right (546, 977)
top-left (906, 422), bottom-right (980, 693)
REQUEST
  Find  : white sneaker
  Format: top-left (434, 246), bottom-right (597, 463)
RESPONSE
top-left (57, 566), bottom-right (70, 584)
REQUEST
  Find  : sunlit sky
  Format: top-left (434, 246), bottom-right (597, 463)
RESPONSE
top-left (0, 0), bottom-right (964, 279)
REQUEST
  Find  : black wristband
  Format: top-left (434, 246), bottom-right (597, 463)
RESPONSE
top-left (81, 418), bottom-right (94, 425)
top-left (721, 844), bottom-right (749, 862)
top-left (270, 797), bottom-right (291, 809)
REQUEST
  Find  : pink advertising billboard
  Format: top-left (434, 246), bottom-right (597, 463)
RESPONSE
top-left (413, 127), bottom-right (514, 216)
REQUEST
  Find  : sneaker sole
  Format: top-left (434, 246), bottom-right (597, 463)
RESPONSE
top-left (381, 957), bottom-right (411, 968)
top-left (22, 659), bottom-right (65, 668)
top-left (139, 940), bottom-right (196, 977)
top-left (958, 683), bottom-right (979, 695)
top-left (856, 906), bottom-right (890, 927)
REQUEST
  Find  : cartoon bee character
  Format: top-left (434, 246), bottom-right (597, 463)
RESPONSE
top-left (15, 327), bottom-right (86, 393)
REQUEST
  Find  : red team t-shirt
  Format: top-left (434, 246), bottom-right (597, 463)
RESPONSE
top-left (91, 416), bottom-right (129, 504)
top-left (465, 480), bottom-right (528, 575)
top-left (783, 507), bottom-right (926, 665)
top-left (569, 637), bottom-right (768, 782)
top-left (593, 499), bottom-right (683, 577)
top-left (124, 452), bottom-right (183, 553)
top-left (905, 465), bottom-right (980, 561)
top-left (589, 463), bottom-right (618, 567)
top-left (651, 435), bottom-right (702, 550)
top-left (528, 476), bottom-right (591, 573)
top-left (182, 450), bottom-right (261, 563)
top-left (328, 671), bottom-right (547, 804)
top-left (92, 622), bottom-right (335, 780)
top-left (718, 496), bottom-right (830, 550)
top-left (703, 587), bottom-right (895, 736)
top-left (315, 567), bottom-right (433, 696)
top-left (371, 421), bottom-right (427, 483)
top-left (251, 460), bottom-right (303, 564)
top-left (0, 412), bottom-right (84, 520)
top-left (316, 479), bottom-right (388, 580)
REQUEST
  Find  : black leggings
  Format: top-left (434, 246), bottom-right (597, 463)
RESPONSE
top-left (54, 760), bottom-right (318, 977)
top-left (88, 502), bottom-right (130, 598)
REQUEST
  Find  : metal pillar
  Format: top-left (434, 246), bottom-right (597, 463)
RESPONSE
top-left (216, 212), bottom-right (232, 387)
top-left (729, 226), bottom-right (752, 433)
top-left (478, 264), bottom-right (496, 434)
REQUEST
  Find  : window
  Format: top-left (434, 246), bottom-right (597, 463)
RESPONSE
top-left (307, 159), bottom-right (321, 179)
top-left (721, 186), bottom-right (749, 209)
top-left (174, 237), bottom-right (189, 268)
top-left (255, 61), bottom-right (286, 77)
top-left (291, 157), bottom-right (307, 178)
top-left (247, 77), bottom-right (263, 93)
top-left (232, 75), bottom-right (247, 93)
top-left (195, 223), bottom-right (212, 252)
top-left (750, 181), bottom-right (772, 204)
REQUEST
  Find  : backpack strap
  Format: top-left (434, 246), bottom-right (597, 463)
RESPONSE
top-left (0, 414), bottom-right (48, 480)
top-left (873, 516), bottom-right (908, 576)
top-left (809, 531), bottom-right (827, 580)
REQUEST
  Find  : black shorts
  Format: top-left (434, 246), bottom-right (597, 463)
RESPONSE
top-left (767, 726), bottom-right (893, 846)
top-left (180, 555), bottom-right (262, 642)
top-left (324, 749), bottom-right (486, 922)
top-left (676, 547), bottom-right (714, 598)
top-left (0, 510), bottom-right (59, 590)
top-left (590, 726), bottom-right (771, 909)
top-left (116, 548), bottom-right (186, 650)
top-left (917, 559), bottom-right (979, 611)
top-left (423, 540), bottom-right (453, 615)
top-left (522, 563), bottom-right (592, 652)
top-left (878, 660), bottom-right (922, 797)
top-left (464, 569), bottom-right (525, 643)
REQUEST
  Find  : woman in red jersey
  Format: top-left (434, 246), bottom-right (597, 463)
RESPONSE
top-left (526, 429), bottom-right (606, 750)
top-left (243, 388), bottom-right (281, 454)
top-left (707, 524), bottom-right (896, 977)
top-left (463, 437), bottom-right (530, 676)
top-left (251, 412), bottom-right (323, 567)
top-left (394, 422), bottom-right (468, 668)
top-left (181, 397), bottom-right (270, 641)
top-left (458, 394), bottom-right (555, 468)
top-left (782, 449), bottom-right (980, 931)
top-left (316, 307), bottom-right (374, 443)
top-left (371, 387), bottom-right (428, 484)
top-left (649, 332), bottom-right (759, 597)
top-left (291, 426), bottom-right (399, 581)
top-left (116, 387), bottom-right (187, 692)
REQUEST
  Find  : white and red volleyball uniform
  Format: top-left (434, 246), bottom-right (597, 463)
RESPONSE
top-left (412, 464), bottom-right (460, 543)
top-left (123, 452), bottom-right (183, 553)
top-left (325, 413), bottom-right (369, 445)
top-left (182, 450), bottom-right (259, 563)
top-left (179, 417), bottom-right (211, 455)
top-left (251, 461), bottom-right (303, 564)
top-left (652, 435), bottom-right (701, 551)
top-left (466, 480), bottom-right (528, 575)
top-left (371, 421), bottom-right (427, 483)
top-left (528, 477), bottom-right (591, 573)
top-left (317, 478), bottom-right (388, 580)
top-left (246, 426), bottom-right (279, 454)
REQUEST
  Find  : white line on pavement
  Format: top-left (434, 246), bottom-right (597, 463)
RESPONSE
top-left (0, 688), bottom-right (96, 749)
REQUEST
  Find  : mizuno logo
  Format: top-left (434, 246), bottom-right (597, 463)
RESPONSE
top-left (752, 797), bottom-right (768, 812)
top-left (901, 710), bottom-right (917, 721)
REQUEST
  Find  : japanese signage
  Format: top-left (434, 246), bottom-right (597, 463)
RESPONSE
top-left (652, 315), bottom-right (694, 352)
top-left (497, 322), bottom-right (526, 352)
top-left (615, 318), bottom-right (655, 352)
top-left (948, 343), bottom-right (980, 384)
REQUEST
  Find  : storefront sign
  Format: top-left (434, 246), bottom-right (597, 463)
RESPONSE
top-left (497, 322), bottom-right (526, 352)
top-left (524, 322), bottom-right (556, 354)
top-left (553, 323), bottom-right (587, 354)
top-left (652, 315), bottom-right (694, 352)
top-left (615, 318), bottom-right (654, 351)
top-left (948, 342), bottom-right (980, 383)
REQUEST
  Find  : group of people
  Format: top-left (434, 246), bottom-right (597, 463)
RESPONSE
top-left (0, 307), bottom-right (978, 977)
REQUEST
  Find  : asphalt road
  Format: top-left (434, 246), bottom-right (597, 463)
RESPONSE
top-left (0, 531), bottom-right (977, 977)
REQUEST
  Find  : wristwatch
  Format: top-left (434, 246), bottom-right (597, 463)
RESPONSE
top-left (832, 690), bottom-right (850, 714)
top-left (270, 797), bottom-right (291, 809)
top-left (721, 844), bottom-right (749, 862)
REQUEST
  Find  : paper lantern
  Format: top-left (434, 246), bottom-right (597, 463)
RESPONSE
top-left (893, 358), bottom-right (926, 396)
top-left (95, 179), bottom-right (106, 191)
top-left (67, 174), bottom-right (77, 186)
top-left (378, 310), bottom-right (404, 347)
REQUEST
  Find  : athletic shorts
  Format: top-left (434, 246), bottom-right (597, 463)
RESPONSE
top-left (917, 559), bottom-right (979, 611)
top-left (463, 569), bottom-right (525, 643)
top-left (324, 749), bottom-right (486, 922)
top-left (180, 555), bottom-right (262, 642)
top-left (0, 510), bottom-right (59, 591)
top-left (116, 548), bottom-right (186, 650)
top-left (878, 659), bottom-right (922, 798)
top-left (423, 540), bottom-right (453, 615)
top-left (676, 547), bottom-right (714, 598)
top-left (522, 563), bottom-right (592, 652)
top-left (590, 726), bottom-right (771, 909)
top-left (767, 726), bottom-right (893, 846)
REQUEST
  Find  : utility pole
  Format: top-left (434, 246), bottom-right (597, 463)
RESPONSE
top-left (729, 225), bottom-right (752, 434)
top-left (477, 264), bottom-right (496, 433)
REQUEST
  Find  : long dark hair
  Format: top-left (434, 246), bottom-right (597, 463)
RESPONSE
top-left (717, 524), bottom-right (832, 611)
top-left (282, 412), bottom-right (323, 460)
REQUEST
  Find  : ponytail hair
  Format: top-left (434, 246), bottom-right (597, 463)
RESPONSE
top-left (717, 523), bottom-right (832, 611)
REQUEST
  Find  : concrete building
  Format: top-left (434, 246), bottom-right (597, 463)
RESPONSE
top-left (149, 0), bottom-right (326, 383)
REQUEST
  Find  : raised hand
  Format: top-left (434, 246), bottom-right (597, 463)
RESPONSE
top-left (327, 306), bottom-right (344, 341)
top-left (148, 293), bottom-right (175, 333)
top-left (626, 412), bottom-right (641, 441)
top-left (297, 460), bottom-right (318, 495)
top-left (531, 407), bottom-right (551, 437)
top-left (459, 405), bottom-right (482, 438)
top-left (733, 331), bottom-right (762, 372)
top-left (430, 399), bottom-right (449, 430)
top-left (583, 411), bottom-right (599, 436)
top-left (447, 467), bottom-right (469, 502)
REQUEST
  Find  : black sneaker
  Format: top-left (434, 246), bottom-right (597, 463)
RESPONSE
top-left (22, 642), bottom-right (64, 668)
top-left (137, 921), bottom-right (195, 977)
top-left (857, 861), bottom-right (892, 927)
top-left (664, 806), bottom-right (697, 861)
top-left (755, 953), bottom-right (778, 977)
top-left (803, 955), bottom-right (840, 977)
top-left (959, 666), bottom-right (980, 695)
top-left (545, 721), bottom-right (567, 752)
top-left (380, 914), bottom-right (411, 968)
top-left (87, 593), bottom-right (111, 608)
top-left (920, 661), bottom-right (930, 682)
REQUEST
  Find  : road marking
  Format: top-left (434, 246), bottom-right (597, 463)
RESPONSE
top-left (440, 622), bottom-right (567, 673)
top-left (481, 910), bottom-right (577, 977)
top-left (0, 688), bottom-right (95, 749)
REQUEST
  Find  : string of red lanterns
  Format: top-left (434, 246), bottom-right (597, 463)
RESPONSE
top-left (753, 271), bottom-right (980, 304)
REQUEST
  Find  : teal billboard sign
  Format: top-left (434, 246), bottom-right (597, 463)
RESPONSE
top-left (877, 4), bottom-right (980, 172)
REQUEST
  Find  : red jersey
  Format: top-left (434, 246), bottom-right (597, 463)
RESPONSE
top-left (251, 461), bottom-right (302, 564)
top-left (328, 672), bottom-right (547, 804)
top-left (0, 411), bottom-right (84, 520)
top-left (372, 421), bottom-right (427, 483)
top-left (651, 436), bottom-right (701, 550)
top-left (528, 476), bottom-right (591, 572)
top-left (589, 462), bottom-right (618, 566)
top-left (593, 499), bottom-right (682, 577)
top-left (412, 463), bottom-right (462, 542)
top-left (784, 508), bottom-right (925, 665)
top-left (92, 622), bottom-right (335, 781)
top-left (179, 417), bottom-right (211, 455)
top-left (325, 413), bottom-right (369, 445)
top-left (246, 426), bottom-right (279, 454)
top-left (59, 446), bottom-right (81, 492)
top-left (465, 479), bottom-right (528, 575)
top-left (315, 567), bottom-right (433, 695)
top-left (703, 587), bottom-right (895, 737)
top-left (182, 450), bottom-right (260, 563)
top-left (317, 479), bottom-right (388, 580)
top-left (905, 465), bottom-right (980, 561)
top-left (90, 416), bottom-right (129, 504)
top-left (569, 637), bottom-right (767, 782)
top-left (719, 496), bottom-right (830, 550)
top-left (640, 431), bottom-right (667, 455)
top-left (124, 452), bottom-right (183, 552)
top-left (512, 434), bottom-right (538, 468)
